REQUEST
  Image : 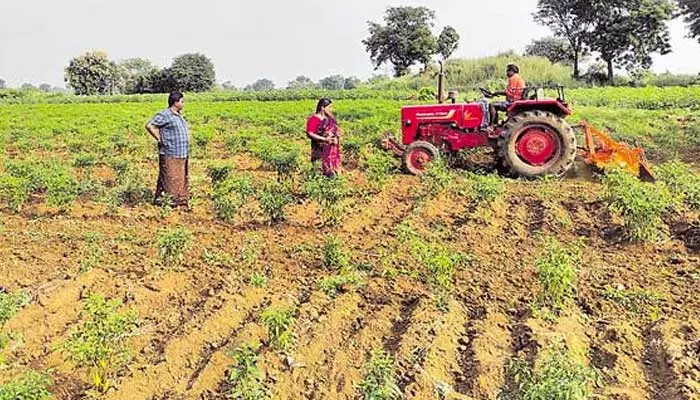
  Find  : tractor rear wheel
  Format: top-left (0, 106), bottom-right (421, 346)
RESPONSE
top-left (403, 141), bottom-right (439, 175)
top-left (497, 111), bottom-right (576, 178)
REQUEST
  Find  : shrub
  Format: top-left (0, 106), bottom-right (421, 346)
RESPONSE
top-left (212, 174), bottom-right (254, 222)
top-left (420, 158), bottom-right (452, 199)
top-left (73, 153), bottom-right (97, 168)
top-left (227, 343), bottom-right (270, 400)
top-left (319, 271), bottom-right (362, 298)
top-left (0, 175), bottom-right (31, 212)
top-left (322, 235), bottom-right (351, 270)
top-left (357, 349), bottom-right (402, 400)
top-left (257, 180), bottom-right (294, 224)
top-left (655, 160), bottom-right (700, 210)
top-left (0, 370), bottom-right (53, 400)
top-left (361, 146), bottom-right (398, 192)
top-left (602, 168), bottom-right (673, 242)
top-left (302, 172), bottom-right (350, 226)
top-left (464, 172), bottom-right (505, 203)
top-left (206, 163), bottom-right (235, 187)
top-left (157, 227), bottom-right (192, 267)
top-left (61, 294), bottom-right (139, 394)
top-left (0, 290), bottom-right (31, 326)
top-left (507, 344), bottom-right (597, 400)
top-left (260, 306), bottom-right (296, 350)
top-left (535, 238), bottom-right (580, 311)
top-left (110, 164), bottom-right (152, 206)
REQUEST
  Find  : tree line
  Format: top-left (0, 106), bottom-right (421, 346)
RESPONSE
top-left (2, 1), bottom-right (698, 95)
top-left (363, 1), bottom-right (700, 82)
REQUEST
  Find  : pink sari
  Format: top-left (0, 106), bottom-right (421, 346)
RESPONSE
top-left (318, 118), bottom-right (342, 177)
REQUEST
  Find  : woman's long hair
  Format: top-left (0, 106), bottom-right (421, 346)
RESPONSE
top-left (315, 98), bottom-right (332, 114)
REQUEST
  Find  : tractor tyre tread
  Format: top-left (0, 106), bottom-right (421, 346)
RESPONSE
top-left (497, 111), bottom-right (576, 179)
top-left (403, 141), bottom-right (440, 175)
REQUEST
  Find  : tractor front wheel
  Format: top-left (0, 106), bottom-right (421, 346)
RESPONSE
top-left (403, 141), bottom-right (439, 175)
top-left (497, 111), bottom-right (576, 178)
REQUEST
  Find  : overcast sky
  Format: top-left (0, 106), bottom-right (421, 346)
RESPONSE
top-left (1, 0), bottom-right (699, 88)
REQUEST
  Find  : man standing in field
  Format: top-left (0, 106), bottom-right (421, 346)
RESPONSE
top-left (145, 91), bottom-right (190, 208)
top-left (488, 64), bottom-right (526, 126)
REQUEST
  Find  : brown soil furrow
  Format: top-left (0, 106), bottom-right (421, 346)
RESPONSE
top-left (185, 288), bottom-right (315, 397)
top-left (643, 325), bottom-right (687, 400)
top-left (179, 320), bottom-right (267, 400)
top-left (405, 299), bottom-right (470, 399)
top-left (453, 305), bottom-right (487, 395)
top-left (4, 269), bottom-right (111, 360)
top-left (317, 289), bottom-right (402, 400)
top-left (383, 296), bottom-right (420, 354)
top-left (500, 308), bottom-right (540, 397)
top-left (591, 321), bottom-right (649, 400)
top-left (466, 310), bottom-right (511, 399)
top-left (394, 299), bottom-right (442, 396)
top-left (103, 285), bottom-right (268, 400)
top-left (268, 291), bottom-right (362, 399)
top-left (649, 320), bottom-right (698, 400)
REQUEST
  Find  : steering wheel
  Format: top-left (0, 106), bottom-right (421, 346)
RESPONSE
top-left (479, 87), bottom-right (493, 98)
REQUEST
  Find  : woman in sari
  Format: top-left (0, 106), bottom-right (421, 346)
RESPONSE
top-left (305, 98), bottom-right (342, 177)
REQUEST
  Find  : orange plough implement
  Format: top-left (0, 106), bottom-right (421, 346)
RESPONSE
top-left (577, 121), bottom-right (655, 182)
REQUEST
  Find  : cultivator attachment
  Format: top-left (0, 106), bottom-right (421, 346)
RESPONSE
top-left (576, 121), bottom-right (655, 182)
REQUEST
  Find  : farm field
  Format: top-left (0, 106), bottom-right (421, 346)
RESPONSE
top-left (1, 88), bottom-right (699, 400)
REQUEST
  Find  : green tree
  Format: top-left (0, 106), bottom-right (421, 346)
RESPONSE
top-left (0, 78), bottom-right (6, 89)
top-left (525, 36), bottom-right (581, 66)
top-left (344, 76), bottom-right (361, 89)
top-left (21, 83), bottom-right (36, 90)
top-left (38, 83), bottom-right (52, 92)
top-left (437, 26), bottom-right (460, 60)
top-left (245, 78), bottom-right (275, 91)
top-left (583, 0), bottom-right (674, 81)
top-left (119, 58), bottom-right (159, 94)
top-left (534, 0), bottom-right (592, 78)
top-left (169, 53), bottom-right (216, 92)
top-left (363, 6), bottom-right (440, 76)
top-left (319, 74), bottom-right (345, 90)
top-left (678, 0), bottom-right (700, 41)
top-left (222, 81), bottom-right (237, 90)
top-left (65, 51), bottom-right (122, 95)
top-left (286, 75), bottom-right (316, 90)
top-left (149, 68), bottom-right (177, 93)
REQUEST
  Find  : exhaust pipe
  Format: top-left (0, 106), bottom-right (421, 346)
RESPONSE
top-left (438, 60), bottom-right (445, 104)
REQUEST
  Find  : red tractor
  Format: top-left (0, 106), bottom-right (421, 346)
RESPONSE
top-left (383, 81), bottom-right (577, 178)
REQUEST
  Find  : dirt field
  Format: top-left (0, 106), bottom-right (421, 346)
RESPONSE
top-left (1, 99), bottom-right (699, 399)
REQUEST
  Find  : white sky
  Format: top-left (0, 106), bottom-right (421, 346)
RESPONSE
top-left (0, 0), bottom-right (698, 88)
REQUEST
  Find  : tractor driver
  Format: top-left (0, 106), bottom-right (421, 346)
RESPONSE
top-left (485, 64), bottom-right (526, 127)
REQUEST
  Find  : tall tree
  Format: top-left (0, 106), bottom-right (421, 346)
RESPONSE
top-left (169, 53), bottom-right (216, 92)
top-left (437, 26), bottom-right (460, 60)
top-left (319, 75), bottom-right (345, 90)
top-left (525, 37), bottom-right (582, 66)
top-left (39, 83), bottom-right (52, 92)
top-left (583, 0), bottom-right (674, 81)
top-left (245, 78), bottom-right (275, 91)
top-left (287, 76), bottom-right (316, 90)
top-left (534, 0), bottom-right (591, 78)
top-left (0, 78), bottom-right (6, 89)
top-left (221, 81), bottom-right (237, 91)
top-left (119, 58), bottom-right (159, 94)
top-left (65, 51), bottom-right (121, 95)
top-left (344, 76), bottom-right (361, 90)
top-left (363, 7), bottom-right (440, 77)
top-left (21, 83), bottom-right (36, 90)
top-left (678, 0), bottom-right (700, 41)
